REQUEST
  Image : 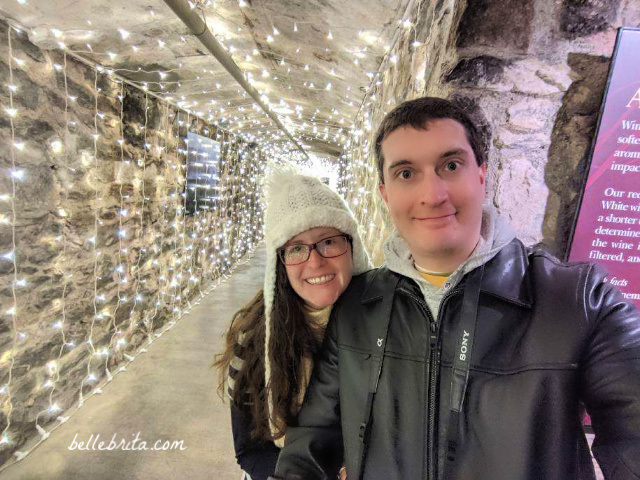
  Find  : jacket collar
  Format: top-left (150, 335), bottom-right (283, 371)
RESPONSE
top-left (360, 267), bottom-right (403, 304)
top-left (362, 239), bottom-right (533, 309)
top-left (479, 238), bottom-right (532, 308)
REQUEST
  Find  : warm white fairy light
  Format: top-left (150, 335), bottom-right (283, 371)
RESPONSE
top-left (0, 24), bottom-right (28, 451)
top-left (77, 67), bottom-right (102, 409)
top-left (108, 80), bottom-right (129, 364)
top-left (130, 92), bottom-right (150, 330)
top-left (146, 103), bottom-right (174, 329)
top-left (50, 138), bottom-right (63, 153)
top-left (184, 118), bottom-right (203, 290)
top-left (36, 49), bottom-right (73, 434)
top-left (10, 169), bottom-right (24, 180)
top-left (173, 114), bottom-right (192, 314)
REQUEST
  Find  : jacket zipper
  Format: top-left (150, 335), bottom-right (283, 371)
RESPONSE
top-left (399, 286), bottom-right (462, 480)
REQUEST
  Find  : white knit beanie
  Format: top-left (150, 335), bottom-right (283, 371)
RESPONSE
top-left (263, 166), bottom-right (371, 436)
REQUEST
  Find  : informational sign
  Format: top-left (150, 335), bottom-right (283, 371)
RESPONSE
top-left (568, 28), bottom-right (640, 311)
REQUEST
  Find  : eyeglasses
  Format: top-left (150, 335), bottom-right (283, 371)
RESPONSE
top-left (278, 234), bottom-right (352, 266)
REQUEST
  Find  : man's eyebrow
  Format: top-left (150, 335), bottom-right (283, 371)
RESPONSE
top-left (388, 149), bottom-right (469, 171)
top-left (387, 159), bottom-right (412, 171)
top-left (440, 148), bottom-right (468, 159)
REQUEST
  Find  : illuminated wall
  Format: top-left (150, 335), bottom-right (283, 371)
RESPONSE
top-left (0, 21), bottom-right (265, 464)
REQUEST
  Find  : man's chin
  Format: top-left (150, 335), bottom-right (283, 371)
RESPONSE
top-left (409, 240), bottom-right (460, 262)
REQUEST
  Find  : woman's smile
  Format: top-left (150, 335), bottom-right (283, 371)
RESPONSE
top-left (305, 274), bottom-right (336, 285)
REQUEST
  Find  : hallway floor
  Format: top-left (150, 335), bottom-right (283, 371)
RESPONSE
top-left (3, 252), bottom-right (266, 480)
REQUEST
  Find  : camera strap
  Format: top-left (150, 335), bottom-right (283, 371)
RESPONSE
top-left (443, 264), bottom-right (484, 478)
top-left (357, 273), bottom-right (400, 480)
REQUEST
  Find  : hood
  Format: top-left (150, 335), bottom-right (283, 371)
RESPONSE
top-left (383, 205), bottom-right (516, 296)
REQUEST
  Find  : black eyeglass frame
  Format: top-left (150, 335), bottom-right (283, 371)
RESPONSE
top-left (277, 234), bottom-right (353, 266)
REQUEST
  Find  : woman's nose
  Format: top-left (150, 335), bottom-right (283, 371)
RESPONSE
top-left (306, 248), bottom-right (326, 267)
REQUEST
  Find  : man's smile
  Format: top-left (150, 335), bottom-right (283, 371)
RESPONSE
top-left (413, 213), bottom-right (456, 221)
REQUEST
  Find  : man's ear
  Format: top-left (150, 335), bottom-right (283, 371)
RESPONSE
top-left (479, 162), bottom-right (487, 185)
top-left (378, 182), bottom-right (388, 205)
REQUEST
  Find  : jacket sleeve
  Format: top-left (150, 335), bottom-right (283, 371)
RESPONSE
top-left (272, 312), bottom-right (344, 480)
top-left (231, 403), bottom-right (280, 480)
top-left (580, 263), bottom-right (640, 479)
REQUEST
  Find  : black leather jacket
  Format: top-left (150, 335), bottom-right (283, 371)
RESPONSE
top-left (273, 239), bottom-right (640, 479)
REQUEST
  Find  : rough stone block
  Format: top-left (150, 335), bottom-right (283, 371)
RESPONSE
top-left (457, 0), bottom-right (533, 52)
top-left (495, 129), bottom-right (551, 151)
top-left (504, 59), bottom-right (572, 96)
top-left (560, 0), bottom-right (621, 38)
top-left (494, 157), bottom-right (548, 244)
top-left (446, 56), bottom-right (509, 87)
top-left (507, 97), bottom-right (558, 132)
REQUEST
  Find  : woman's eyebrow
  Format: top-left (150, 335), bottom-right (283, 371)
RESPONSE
top-left (318, 233), bottom-right (340, 241)
top-left (312, 233), bottom-right (340, 243)
top-left (287, 233), bottom-right (336, 245)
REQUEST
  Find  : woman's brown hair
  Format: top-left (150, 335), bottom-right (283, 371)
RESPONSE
top-left (213, 260), bottom-right (322, 441)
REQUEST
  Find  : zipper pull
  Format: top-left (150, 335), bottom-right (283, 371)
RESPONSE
top-left (429, 322), bottom-right (437, 348)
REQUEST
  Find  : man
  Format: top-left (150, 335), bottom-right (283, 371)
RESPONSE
top-left (271, 97), bottom-right (640, 479)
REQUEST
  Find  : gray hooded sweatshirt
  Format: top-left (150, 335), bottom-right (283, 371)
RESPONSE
top-left (383, 205), bottom-right (517, 318)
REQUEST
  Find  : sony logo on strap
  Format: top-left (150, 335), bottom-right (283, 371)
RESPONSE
top-left (459, 330), bottom-right (470, 361)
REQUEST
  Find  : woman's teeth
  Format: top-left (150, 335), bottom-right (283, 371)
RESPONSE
top-left (306, 274), bottom-right (335, 285)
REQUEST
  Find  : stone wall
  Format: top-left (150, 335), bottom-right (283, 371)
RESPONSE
top-left (339, 0), bottom-right (640, 263)
top-left (448, 0), bottom-right (640, 257)
top-left (0, 21), bottom-right (264, 464)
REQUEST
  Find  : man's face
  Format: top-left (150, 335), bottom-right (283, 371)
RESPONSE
top-left (378, 119), bottom-right (487, 271)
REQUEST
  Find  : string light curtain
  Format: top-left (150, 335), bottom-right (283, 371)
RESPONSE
top-left (0, 21), bottom-right (266, 467)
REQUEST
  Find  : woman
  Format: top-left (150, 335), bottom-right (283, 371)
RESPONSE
top-left (214, 169), bottom-right (371, 480)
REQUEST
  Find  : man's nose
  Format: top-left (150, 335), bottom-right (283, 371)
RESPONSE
top-left (419, 172), bottom-right (448, 206)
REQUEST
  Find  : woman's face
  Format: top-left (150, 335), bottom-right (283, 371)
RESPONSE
top-left (283, 227), bottom-right (353, 309)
